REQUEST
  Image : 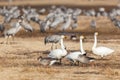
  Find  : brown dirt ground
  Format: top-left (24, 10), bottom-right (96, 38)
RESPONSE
top-left (0, 0), bottom-right (119, 6)
top-left (0, 34), bottom-right (120, 80)
top-left (0, 0), bottom-right (120, 80)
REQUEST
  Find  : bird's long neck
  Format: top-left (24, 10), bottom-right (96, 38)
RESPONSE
top-left (92, 35), bottom-right (97, 50)
top-left (16, 22), bottom-right (22, 32)
top-left (80, 38), bottom-right (85, 53)
top-left (60, 38), bottom-right (65, 50)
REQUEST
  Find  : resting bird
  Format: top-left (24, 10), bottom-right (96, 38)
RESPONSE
top-left (78, 55), bottom-right (95, 64)
top-left (37, 56), bottom-right (58, 66)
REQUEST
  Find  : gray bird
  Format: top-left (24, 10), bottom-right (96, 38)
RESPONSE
top-left (39, 8), bottom-right (46, 14)
top-left (71, 20), bottom-right (78, 30)
top-left (111, 18), bottom-right (120, 29)
top-left (20, 19), bottom-right (33, 32)
top-left (44, 35), bottom-right (62, 50)
top-left (0, 22), bottom-right (5, 33)
top-left (90, 19), bottom-right (97, 29)
top-left (39, 20), bottom-right (51, 33)
top-left (61, 14), bottom-right (72, 31)
top-left (4, 20), bottom-right (22, 44)
top-left (77, 55), bottom-right (95, 64)
top-left (37, 56), bottom-right (58, 66)
top-left (31, 17), bottom-right (41, 24)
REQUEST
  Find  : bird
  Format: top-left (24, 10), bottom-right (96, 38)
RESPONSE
top-left (110, 17), bottom-right (120, 29)
top-left (90, 19), bottom-right (97, 29)
top-left (92, 32), bottom-right (114, 58)
top-left (80, 36), bottom-right (86, 54)
top-left (44, 35), bottom-right (62, 50)
top-left (37, 56), bottom-right (58, 66)
top-left (39, 20), bottom-right (51, 33)
top-left (65, 35), bottom-right (86, 65)
top-left (39, 8), bottom-right (46, 14)
top-left (70, 34), bottom-right (77, 41)
top-left (49, 14), bottom-right (64, 29)
top-left (48, 35), bottom-right (67, 64)
top-left (77, 54), bottom-right (95, 64)
top-left (0, 22), bottom-right (5, 33)
top-left (71, 20), bottom-right (78, 30)
top-left (4, 19), bottom-right (22, 44)
top-left (20, 17), bottom-right (33, 32)
top-left (61, 14), bottom-right (72, 31)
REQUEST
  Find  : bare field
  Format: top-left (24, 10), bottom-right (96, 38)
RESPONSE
top-left (0, 0), bottom-right (119, 7)
top-left (0, 0), bottom-right (120, 80)
top-left (0, 11), bottom-right (120, 80)
top-left (0, 33), bottom-right (120, 80)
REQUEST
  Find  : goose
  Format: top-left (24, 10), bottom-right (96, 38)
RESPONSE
top-left (37, 56), bottom-right (58, 66)
top-left (77, 55), bottom-right (95, 64)
top-left (92, 32), bottom-right (114, 58)
top-left (70, 34), bottom-right (77, 41)
top-left (48, 35), bottom-right (67, 64)
top-left (65, 36), bottom-right (86, 65)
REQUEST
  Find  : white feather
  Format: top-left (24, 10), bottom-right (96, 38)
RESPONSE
top-left (65, 36), bottom-right (85, 62)
top-left (92, 32), bottom-right (114, 57)
top-left (65, 52), bottom-right (83, 61)
top-left (48, 36), bottom-right (67, 59)
top-left (92, 46), bottom-right (114, 57)
top-left (48, 49), bottom-right (67, 59)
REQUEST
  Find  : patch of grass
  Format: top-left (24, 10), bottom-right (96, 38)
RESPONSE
top-left (102, 66), bottom-right (119, 76)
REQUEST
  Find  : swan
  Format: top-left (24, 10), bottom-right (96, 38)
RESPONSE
top-left (80, 36), bottom-right (86, 54)
top-left (92, 32), bottom-right (114, 58)
top-left (48, 35), bottom-right (67, 64)
top-left (65, 35), bottom-right (85, 65)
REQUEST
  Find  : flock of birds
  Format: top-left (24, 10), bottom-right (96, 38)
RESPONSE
top-left (38, 32), bottom-right (114, 66)
top-left (0, 5), bottom-right (120, 36)
top-left (0, 5), bottom-right (117, 66)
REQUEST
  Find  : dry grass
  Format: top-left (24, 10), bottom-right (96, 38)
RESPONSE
top-left (0, 1), bottom-right (120, 79)
top-left (0, 34), bottom-right (120, 80)
top-left (0, 0), bottom-right (119, 6)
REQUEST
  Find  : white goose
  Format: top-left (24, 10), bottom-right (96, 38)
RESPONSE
top-left (48, 35), bottom-right (67, 64)
top-left (65, 36), bottom-right (85, 65)
top-left (92, 32), bottom-right (114, 58)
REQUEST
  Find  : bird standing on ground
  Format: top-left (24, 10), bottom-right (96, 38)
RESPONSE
top-left (65, 36), bottom-right (86, 65)
top-left (20, 18), bottom-right (33, 32)
top-left (90, 19), bottom-right (97, 29)
top-left (61, 14), bottom-right (72, 31)
top-left (0, 22), bottom-right (5, 33)
top-left (4, 20), bottom-right (22, 44)
top-left (92, 32), bottom-right (114, 58)
top-left (44, 35), bottom-right (62, 50)
top-left (48, 35), bottom-right (67, 64)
